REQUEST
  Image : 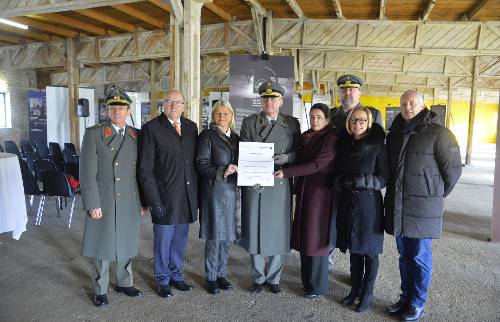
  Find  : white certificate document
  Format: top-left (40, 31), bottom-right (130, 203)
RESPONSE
top-left (237, 142), bottom-right (275, 187)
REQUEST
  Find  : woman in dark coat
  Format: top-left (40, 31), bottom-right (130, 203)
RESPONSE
top-left (196, 100), bottom-right (240, 295)
top-left (274, 103), bottom-right (337, 299)
top-left (335, 106), bottom-right (388, 312)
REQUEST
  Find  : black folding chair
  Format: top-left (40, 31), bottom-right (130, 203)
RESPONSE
top-left (4, 140), bottom-right (21, 158)
top-left (24, 151), bottom-right (40, 172)
top-left (34, 139), bottom-right (50, 160)
top-left (19, 159), bottom-right (40, 214)
top-left (64, 162), bottom-right (79, 180)
top-left (49, 142), bottom-right (63, 157)
top-left (20, 140), bottom-right (35, 158)
top-left (34, 159), bottom-right (55, 183)
top-left (35, 169), bottom-right (79, 228)
top-left (64, 143), bottom-right (77, 153)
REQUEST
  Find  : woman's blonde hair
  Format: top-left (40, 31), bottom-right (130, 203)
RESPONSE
top-left (212, 99), bottom-right (236, 130)
top-left (345, 106), bottom-right (373, 135)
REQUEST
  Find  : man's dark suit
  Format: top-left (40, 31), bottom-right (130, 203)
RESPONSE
top-left (138, 113), bottom-right (198, 286)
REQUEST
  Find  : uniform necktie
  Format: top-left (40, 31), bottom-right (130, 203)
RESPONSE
top-left (174, 121), bottom-right (181, 136)
top-left (118, 128), bottom-right (124, 136)
top-left (270, 120), bottom-right (276, 127)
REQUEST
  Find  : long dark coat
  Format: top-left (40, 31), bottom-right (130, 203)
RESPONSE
top-left (335, 123), bottom-right (388, 256)
top-left (137, 113), bottom-right (198, 225)
top-left (80, 122), bottom-right (141, 261)
top-left (239, 112), bottom-right (301, 255)
top-left (282, 126), bottom-right (337, 256)
top-left (385, 109), bottom-right (462, 239)
top-left (196, 125), bottom-right (240, 241)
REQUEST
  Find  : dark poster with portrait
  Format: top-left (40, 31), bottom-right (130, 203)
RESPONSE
top-left (97, 98), bottom-right (107, 123)
top-left (28, 91), bottom-right (47, 146)
top-left (229, 55), bottom-right (294, 133)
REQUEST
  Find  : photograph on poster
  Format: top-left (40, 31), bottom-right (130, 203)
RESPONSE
top-left (229, 55), bottom-right (294, 133)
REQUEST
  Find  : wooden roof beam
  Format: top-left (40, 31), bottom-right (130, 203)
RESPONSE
top-left (285, 0), bottom-right (305, 19)
top-left (0, 24), bottom-right (57, 42)
top-left (32, 13), bottom-right (114, 36)
top-left (462, 0), bottom-right (492, 21)
top-left (112, 4), bottom-right (166, 29)
top-left (169, 0), bottom-right (184, 25)
top-left (331, 0), bottom-right (344, 19)
top-left (205, 3), bottom-right (233, 22)
top-left (0, 33), bottom-right (27, 44)
top-left (421, 0), bottom-right (436, 21)
top-left (379, 0), bottom-right (386, 20)
top-left (0, 0), bottom-right (142, 18)
top-left (147, 0), bottom-right (171, 13)
top-left (243, 0), bottom-right (266, 17)
top-left (10, 17), bottom-right (80, 38)
top-left (78, 8), bottom-right (136, 33)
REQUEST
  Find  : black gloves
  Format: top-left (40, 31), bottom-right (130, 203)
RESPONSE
top-left (150, 201), bottom-right (166, 219)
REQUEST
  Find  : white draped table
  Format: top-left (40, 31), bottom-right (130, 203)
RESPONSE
top-left (0, 153), bottom-right (28, 240)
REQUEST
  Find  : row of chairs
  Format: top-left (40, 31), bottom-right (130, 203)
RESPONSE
top-left (19, 159), bottom-right (79, 228)
top-left (3, 140), bottom-right (78, 165)
top-left (3, 139), bottom-right (81, 228)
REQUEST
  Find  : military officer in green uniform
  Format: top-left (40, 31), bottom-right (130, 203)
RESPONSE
top-left (240, 81), bottom-right (301, 294)
top-left (80, 86), bottom-right (144, 307)
top-left (330, 74), bottom-right (384, 134)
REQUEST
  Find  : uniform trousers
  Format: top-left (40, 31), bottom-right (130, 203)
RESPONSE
top-left (205, 240), bottom-right (230, 281)
top-left (250, 254), bottom-right (285, 285)
top-left (94, 258), bottom-right (133, 295)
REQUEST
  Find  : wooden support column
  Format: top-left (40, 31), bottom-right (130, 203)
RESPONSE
top-left (66, 37), bottom-right (80, 150)
top-left (150, 59), bottom-right (158, 119)
top-left (182, 0), bottom-right (206, 126)
top-left (170, 11), bottom-right (182, 90)
top-left (492, 90), bottom-right (500, 242)
top-left (446, 77), bottom-right (453, 128)
top-left (465, 57), bottom-right (479, 165)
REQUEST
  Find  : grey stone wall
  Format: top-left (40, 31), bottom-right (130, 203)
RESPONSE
top-left (0, 70), bottom-right (38, 146)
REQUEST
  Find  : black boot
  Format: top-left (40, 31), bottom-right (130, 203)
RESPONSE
top-left (341, 254), bottom-right (363, 306)
top-left (356, 255), bottom-right (379, 313)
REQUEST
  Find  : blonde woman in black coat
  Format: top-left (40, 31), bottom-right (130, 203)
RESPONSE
top-left (196, 100), bottom-right (239, 295)
top-left (335, 106), bottom-right (388, 312)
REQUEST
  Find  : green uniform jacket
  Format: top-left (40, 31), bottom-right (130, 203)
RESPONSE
top-left (239, 112), bottom-right (301, 255)
top-left (80, 122), bottom-right (141, 261)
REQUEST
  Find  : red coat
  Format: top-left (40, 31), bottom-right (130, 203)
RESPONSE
top-left (282, 126), bottom-right (337, 256)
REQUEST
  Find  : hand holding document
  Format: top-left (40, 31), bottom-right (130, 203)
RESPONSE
top-left (237, 142), bottom-right (275, 186)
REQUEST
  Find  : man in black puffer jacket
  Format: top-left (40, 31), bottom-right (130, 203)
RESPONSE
top-left (384, 90), bottom-right (462, 321)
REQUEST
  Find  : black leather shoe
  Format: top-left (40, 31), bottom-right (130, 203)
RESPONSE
top-left (340, 291), bottom-right (360, 306)
top-left (169, 280), bottom-right (193, 291)
top-left (115, 286), bottom-right (143, 297)
top-left (385, 299), bottom-right (407, 316)
top-left (217, 277), bottom-right (233, 290)
top-left (250, 283), bottom-right (264, 293)
top-left (206, 280), bottom-right (219, 294)
top-left (157, 285), bottom-right (173, 298)
top-left (93, 294), bottom-right (109, 307)
top-left (402, 306), bottom-right (424, 321)
top-left (268, 283), bottom-right (282, 294)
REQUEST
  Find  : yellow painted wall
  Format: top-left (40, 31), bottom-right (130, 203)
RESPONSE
top-left (360, 95), bottom-right (498, 145)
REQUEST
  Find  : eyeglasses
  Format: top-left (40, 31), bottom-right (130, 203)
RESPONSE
top-left (164, 99), bottom-right (185, 106)
top-left (350, 118), bottom-right (367, 125)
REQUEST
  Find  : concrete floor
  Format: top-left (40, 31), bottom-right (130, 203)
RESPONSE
top-left (1, 145), bottom-right (499, 322)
